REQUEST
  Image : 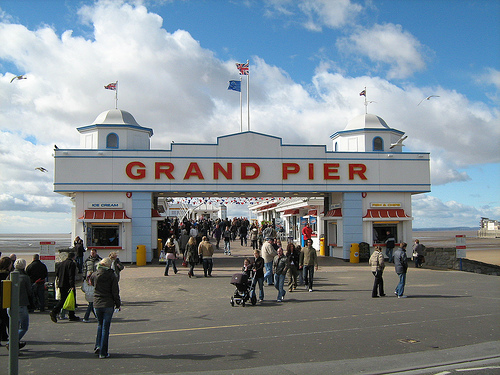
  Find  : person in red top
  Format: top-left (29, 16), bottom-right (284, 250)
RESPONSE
top-left (302, 223), bottom-right (313, 243)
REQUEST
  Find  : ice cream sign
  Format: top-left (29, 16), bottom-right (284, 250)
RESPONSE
top-left (89, 203), bottom-right (123, 208)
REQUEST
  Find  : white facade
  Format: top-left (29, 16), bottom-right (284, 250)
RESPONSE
top-left (54, 109), bottom-right (430, 262)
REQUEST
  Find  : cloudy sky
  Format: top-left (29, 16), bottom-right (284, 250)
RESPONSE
top-left (0, 0), bottom-right (498, 233)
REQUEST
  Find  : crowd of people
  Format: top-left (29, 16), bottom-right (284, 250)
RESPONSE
top-left (157, 217), bottom-right (321, 303)
top-left (0, 246), bottom-right (122, 358)
top-left (0, 218), bottom-right (422, 358)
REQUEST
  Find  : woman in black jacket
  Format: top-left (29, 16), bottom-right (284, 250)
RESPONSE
top-left (91, 257), bottom-right (121, 359)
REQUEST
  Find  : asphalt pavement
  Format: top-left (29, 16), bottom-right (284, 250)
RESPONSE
top-left (2, 241), bottom-right (500, 375)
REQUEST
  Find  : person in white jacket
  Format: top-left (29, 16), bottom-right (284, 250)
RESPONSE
top-left (369, 246), bottom-right (386, 298)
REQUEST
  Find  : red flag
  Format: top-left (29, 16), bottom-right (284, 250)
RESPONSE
top-left (236, 61), bottom-right (249, 75)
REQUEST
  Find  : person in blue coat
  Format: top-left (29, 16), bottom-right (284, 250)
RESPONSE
top-left (394, 243), bottom-right (408, 298)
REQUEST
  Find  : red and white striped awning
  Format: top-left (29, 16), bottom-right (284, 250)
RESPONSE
top-left (282, 209), bottom-right (300, 216)
top-left (78, 210), bottom-right (131, 222)
top-left (363, 209), bottom-right (411, 221)
top-left (324, 208), bottom-right (342, 218)
top-left (257, 203), bottom-right (278, 211)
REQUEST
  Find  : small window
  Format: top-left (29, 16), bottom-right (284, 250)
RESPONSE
top-left (106, 133), bottom-right (119, 148)
top-left (373, 137), bottom-right (383, 151)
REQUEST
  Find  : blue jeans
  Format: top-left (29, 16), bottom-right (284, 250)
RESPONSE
top-left (84, 302), bottom-right (96, 320)
top-left (76, 256), bottom-right (84, 273)
top-left (164, 259), bottom-right (177, 275)
top-left (395, 273), bottom-right (406, 296)
top-left (264, 262), bottom-right (274, 285)
top-left (251, 277), bottom-right (264, 300)
top-left (274, 274), bottom-right (286, 301)
top-left (95, 307), bottom-right (114, 356)
top-left (8, 305), bottom-right (29, 341)
top-left (202, 258), bottom-right (213, 277)
top-left (303, 265), bottom-right (315, 290)
top-left (386, 247), bottom-right (394, 263)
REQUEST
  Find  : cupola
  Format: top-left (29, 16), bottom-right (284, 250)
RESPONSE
top-left (77, 109), bottom-right (153, 150)
top-left (330, 113), bottom-right (405, 152)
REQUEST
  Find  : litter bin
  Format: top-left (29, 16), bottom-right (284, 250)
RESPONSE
top-left (320, 236), bottom-right (326, 256)
top-left (359, 242), bottom-right (370, 262)
top-left (350, 243), bottom-right (359, 263)
top-left (136, 245), bottom-right (146, 266)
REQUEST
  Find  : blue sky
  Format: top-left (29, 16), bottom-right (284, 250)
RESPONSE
top-left (0, 0), bottom-right (498, 232)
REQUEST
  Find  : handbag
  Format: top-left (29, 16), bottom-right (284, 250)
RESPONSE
top-left (62, 289), bottom-right (76, 311)
top-left (182, 258), bottom-right (188, 267)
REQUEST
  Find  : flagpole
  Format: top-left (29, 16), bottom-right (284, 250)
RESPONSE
top-left (247, 60), bottom-right (250, 131)
top-left (115, 81), bottom-right (118, 109)
top-left (240, 77), bottom-right (243, 132)
top-left (363, 86), bottom-right (367, 114)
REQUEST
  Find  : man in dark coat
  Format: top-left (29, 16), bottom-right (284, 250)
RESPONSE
top-left (394, 243), bottom-right (409, 298)
top-left (50, 252), bottom-right (80, 322)
top-left (26, 254), bottom-right (48, 311)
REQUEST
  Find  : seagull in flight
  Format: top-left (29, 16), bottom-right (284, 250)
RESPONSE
top-left (390, 135), bottom-right (408, 149)
top-left (417, 95), bottom-right (440, 106)
top-left (35, 167), bottom-right (48, 172)
top-left (10, 75), bottom-right (27, 83)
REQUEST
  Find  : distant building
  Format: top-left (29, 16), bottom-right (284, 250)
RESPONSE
top-left (479, 217), bottom-right (500, 238)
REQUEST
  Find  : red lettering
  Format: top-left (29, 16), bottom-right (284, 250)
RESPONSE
top-left (241, 163), bottom-right (260, 180)
top-left (126, 161), bottom-right (146, 180)
top-left (155, 162), bottom-right (174, 179)
top-left (324, 163), bottom-right (340, 180)
top-left (184, 162), bottom-right (204, 180)
top-left (349, 163), bottom-right (367, 180)
top-left (282, 163), bottom-right (300, 180)
top-left (214, 163), bottom-right (233, 180)
top-left (308, 163), bottom-right (314, 180)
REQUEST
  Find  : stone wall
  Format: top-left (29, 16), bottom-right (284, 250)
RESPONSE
top-left (423, 247), bottom-right (500, 276)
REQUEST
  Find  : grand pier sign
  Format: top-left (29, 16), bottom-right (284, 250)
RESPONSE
top-left (54, 131), bottom-right (430, 195)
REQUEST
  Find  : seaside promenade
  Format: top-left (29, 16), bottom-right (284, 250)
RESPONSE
top-left (1, 240), bottom-right (500, 375)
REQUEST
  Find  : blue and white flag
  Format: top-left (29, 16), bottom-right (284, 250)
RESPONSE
top-left (228, 80), bottom-right (241, 92)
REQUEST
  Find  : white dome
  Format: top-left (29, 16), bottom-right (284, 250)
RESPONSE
top-left (344, 114), bottom-right (389, 131)
top-left (92, 109), bottom-right (140, 126)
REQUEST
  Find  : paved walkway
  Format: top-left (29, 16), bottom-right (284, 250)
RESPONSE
top-left (2, 241), bottom-right (500, 374)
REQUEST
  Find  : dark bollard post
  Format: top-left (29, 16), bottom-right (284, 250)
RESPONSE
top-left (9, 270), bottom-right (20, 375)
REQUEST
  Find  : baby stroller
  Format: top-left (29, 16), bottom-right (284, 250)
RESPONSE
top-left (230, 272), bottom-right (257, 307)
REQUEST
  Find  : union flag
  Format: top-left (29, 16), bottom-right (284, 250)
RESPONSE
top-left (236, 62), bottom-right (249, 75)
top-left (104, 82), bottom-right (117, 90)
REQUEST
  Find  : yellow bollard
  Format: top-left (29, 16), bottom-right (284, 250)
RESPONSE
top-left (350, 243), bottom-right (359, 263)
top-left (136, 245), bottom-right (146, 266)
top-left (320, 236), bottom-right (326, 256)
top-left (1, 280), bottom-right (12, 308)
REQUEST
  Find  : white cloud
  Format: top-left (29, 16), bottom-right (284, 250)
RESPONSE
top-left (0, 1), bottom-right (498, 231)
top-left (337, 23), bottom-right (428, 79)
top-left (476, 67), bottom-right (500, 90)
top-left (265, 0), bottom-right (362, 31)
top-left (412, 194), bottom-right (499, 228)
top-left (299, 0), bottom-right (362, 31)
